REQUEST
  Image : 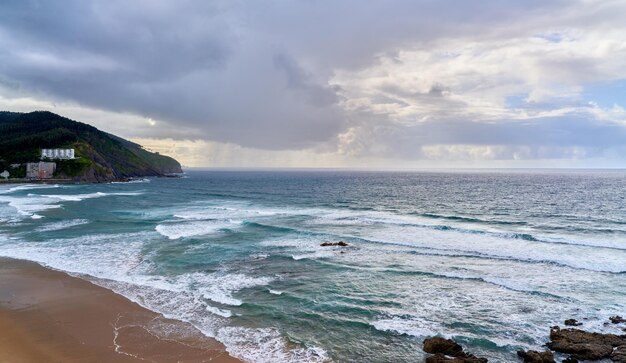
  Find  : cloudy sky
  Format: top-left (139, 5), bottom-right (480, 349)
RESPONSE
top-left (1, 0), bottom-right (625, 168)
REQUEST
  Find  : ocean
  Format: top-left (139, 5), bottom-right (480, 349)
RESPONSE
top-left (1, 170), bottom-right (625, 362)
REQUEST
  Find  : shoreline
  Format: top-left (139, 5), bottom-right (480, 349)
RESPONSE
top-left (0, 257), bottom-right (241, 363)
top-left (0, 174), bottom-right (183, 185)
top-left (0, 178), bottom-right (76, 185)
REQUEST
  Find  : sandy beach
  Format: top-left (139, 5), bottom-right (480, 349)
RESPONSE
top-left (0, 257), bottom-right (241, 363)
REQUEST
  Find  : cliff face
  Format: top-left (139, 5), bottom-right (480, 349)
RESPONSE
top-left (0, 111), bottom-right (182, 182)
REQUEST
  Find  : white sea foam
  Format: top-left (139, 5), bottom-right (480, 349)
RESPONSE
top-left (0, 231), bottom-right (273, 311)
top-left (0, 194), bottom-right (62, 218)
top-left (261, 236), bottom-right (318, 248)
top-left (579, 313), bottom-right (626, 335)
top-left (372, 317), bottom-right (443, 338)
top-left (360, 224), bottom-right (626, 273)
top-left (256, 207), bottom-right (616, 272)
top-left (155, 219), bottom-right (240, 239)
top-left (35, 219), bottom-right (90, 232)
top-left (201, 273), bottom-right (273, 306)
top-left (171, 204), bottom-right (284, 222)
top-left (112, 178), bottom-right (150, 184)
top-left (217, 327), bottom-right (329, 363)
top-left (155, 202), bottom-right (285, 239)
top-left (301, 207), bottom-right (626, 252)
top-left (0, 191), bottom-right (143, 219)
top-left (292, 251), bottom-right (336, 261)
top-left (298, 214), bottom-right (626, 273)
top-left (268, 289), bottom-right (283, 295)
top-left (372, 316), bottom-right (537, 352)
top-left (206, 305), bottom-right (233, 318)
top-left (0, 184), bottom-right (61, 194)
top-left (260, 235), bottom-right (340, 261)
top-left (41, 191), bottom-right (143, 202)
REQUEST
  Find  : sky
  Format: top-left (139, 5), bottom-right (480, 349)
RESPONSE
top-left (1, 0), bottom-right (625, 169)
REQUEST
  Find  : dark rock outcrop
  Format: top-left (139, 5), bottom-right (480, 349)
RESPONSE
top-left (562, 357), bottom-right (578, 363)
top-left (426, 354), bottom-right (487, 363)
top-left (611, 316), bottom-right (626, 324)
top-left (613, 345), bottom-right (626, 363)
top-left (564, 319), bottom-right (583, 326)
top-left (423, 337), bottom-right (465, 356)
top-left (320, 241), bottom-right (349, 247)
top-left (516, 350), bottom-right (555, 363)
top-left (422, 337), bottom-right (488, 363)
top-left (546, 326), bottom-right (626, 361)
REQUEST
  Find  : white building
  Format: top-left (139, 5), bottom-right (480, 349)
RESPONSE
top-left (41, 148), bottom-right (75, 160)
top-left (26, 162), bottom-right (56, 179)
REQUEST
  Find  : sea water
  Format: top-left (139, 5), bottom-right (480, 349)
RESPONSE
top-left (1, 170), bottom-right (625, 362)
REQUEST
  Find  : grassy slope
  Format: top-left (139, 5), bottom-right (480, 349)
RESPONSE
top-left (0, 111), bottom-right (182, 181)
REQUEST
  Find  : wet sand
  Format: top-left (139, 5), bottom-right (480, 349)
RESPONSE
top-left (0, 257), bottom-right (241, 363)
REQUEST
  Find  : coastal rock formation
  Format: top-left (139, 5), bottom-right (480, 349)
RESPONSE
top-left (546, 326), bottom-right (626, 361)
top-left (564, 319), bottom-right (583, 326)
top-left (320, 241), bottom-right (349, 247)
top-left (562, 357), bottom-right (578, 363)
top-left (426, 354), bottom-right (488, 363)
top-left (612, 345), bottom-right (626, 363)
top-left (516, 350), bottom-right (555, 363)
top-left (423, 337), bottom-right (464, 356)
top-left (422, 337), bottom-right (488, 363)
top-left (611, 316), bottom-right (626, 324)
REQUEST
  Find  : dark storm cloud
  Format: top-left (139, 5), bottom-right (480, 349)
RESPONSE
top-left (0, 1), bottom-right (565, 142)
top-left (0, 0), bottom-right (362, 148)
top-left (0, 1), bottom-right (229, 80)
top-left (240, 0), bottom-right (570, 68)
top-left (0, 0), bottom-right (624, 160)
top-left (272, 53), bottom-right (342, 107)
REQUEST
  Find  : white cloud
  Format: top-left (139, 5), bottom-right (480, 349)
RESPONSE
top-left (332, 21), bottom-right (626, 126)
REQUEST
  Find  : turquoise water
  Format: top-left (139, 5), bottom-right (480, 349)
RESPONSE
top-left (1, 170), bottom-right (625, 362)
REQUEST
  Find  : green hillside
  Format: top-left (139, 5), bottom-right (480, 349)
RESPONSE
top-left (0, 111), bottom-right (182, 182)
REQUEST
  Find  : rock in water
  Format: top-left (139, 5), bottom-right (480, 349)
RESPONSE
top-left (516, 350), bottom-right (555, 363)
top-left (561, 357), bottom-right (578, 363)
top-left (425, 354), bottom-right (488, 363)
top-left (320, 241), bottom-right (349, 247)
top-left (546, 326), bottom-right (626, 361)
top-left (422, 337), bottom-right (488, 362)
top-left (423, 337), bottom-right (465, 357)
top-left (564, 319), bottom-right (583, 326)
top-left (611, 316), bottom-right (626, 324)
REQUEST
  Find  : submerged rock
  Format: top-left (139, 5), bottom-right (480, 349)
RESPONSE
top-left (516, 350), bottom-right (555, 363)
top-left (564, 319), bottom-right (583, 326)
top-left (546, 326), bottom-right (626, 361)
top-left (422, 337), bottom-right (488, 363)
top-left (562, 357), bottom-right (578, 363)
top-left (611, 316), bottom-right (626, 324)
top-left (320, 241), bottom-right (349, 247)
